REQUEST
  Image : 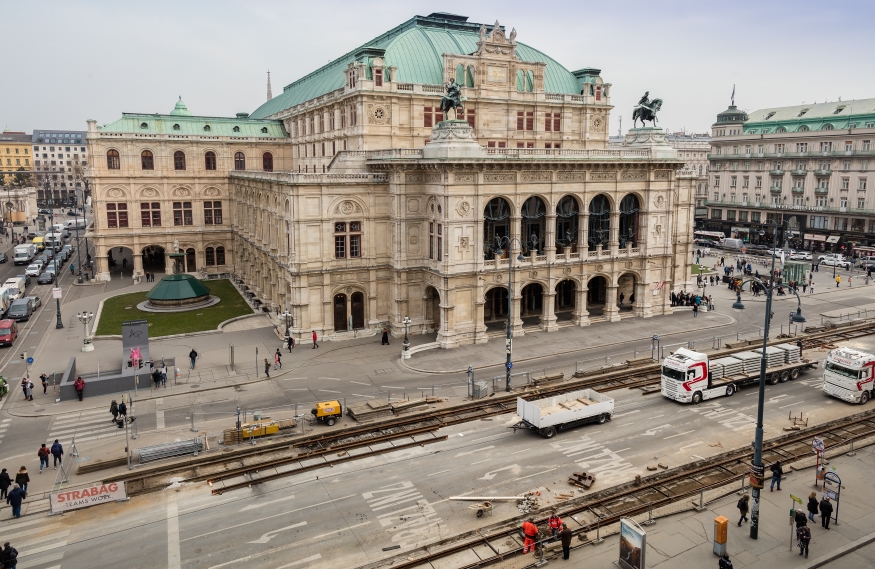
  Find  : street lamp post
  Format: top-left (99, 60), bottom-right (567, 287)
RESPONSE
top-left (493, 235), bottom-right (537, 392)
top-left (281, 309), bottom-right (292, 339)
top-left (402, 316), bottom-right (411, 358)
top-left (48, 203), bottom-right (63, 329)
top-left (731, 221), bottom-right (806, 540)
top-left (77, 311), bottom-right (94, 352)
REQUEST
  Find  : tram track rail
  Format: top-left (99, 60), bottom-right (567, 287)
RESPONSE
top-left (105, 319), bottom-right (875, 496)
top-left (366, 408), bottom-right (875, 569)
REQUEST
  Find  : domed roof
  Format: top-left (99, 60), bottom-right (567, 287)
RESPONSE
top-left (250, 13), bottom-right (583, 119)
top-left (715, 105), bottom-right (748, 124)
top-left (170, 97), bottom-right (193, 116)
top-left (146, 274), bottom-right (210, 301)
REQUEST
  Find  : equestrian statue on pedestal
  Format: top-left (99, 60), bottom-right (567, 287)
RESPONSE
top-left (632, 91), bottom-right (663, 127)
top-left (440, 78), bottom-right (464, 120)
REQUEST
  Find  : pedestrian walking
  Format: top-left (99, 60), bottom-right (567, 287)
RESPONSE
top-left (0, 468), bottom-right (10, 500)
top-left (110, 400), bottom-right (119, 422)
top-left (161, 364), bottom-right (168, 387)
top-left (286, 336), bottom-right (294, 352)
top-left (264, 358), bottom-right (270, 378)
top-left (619, 292), bottom-right (625, 306)
top-left (381, 328), bottom-right (390, 345)
top-left (40, 373), bottom-right (48, 395)
top-left (73, 376), bottom-right (85, 401)
top-left (797, 524), bottom-right (811, 558)
top-left (836, 275), bottom-right (841, 287)
top-left (14, 467), bottom-right (28, 494)
top-left (559, 523), bottom-right (573, 560)
top-left (547, 510), bottom-right (562, 540)
top-left (37, 444), bottom-right (50, 473)
top-left (6, 484), bottom-right (24, 518)
top-left (810, 283), bottom-right (815, 295)
top-left (693, 304), bottom-right (699, 318)
top-left (802, 282), bottom-right (807, 293)
top-left (1, 541), bottom-right (18, 569)
top-left (23, 381), bottom-right (32, 401)
top-left (50, 439), bottom-right (63, 469)
top-left (312, 330), bottom-right (319, 348)
top-left (849, 276), bottom-right (852, 287)
top-left (736, 494), bottom-right (749, 525)
top-left (807, 492), bottom-right (818, 522)
top-left (274, 349), bottom-right (282, 370)
top-left (118, 401), bottom-right (127, 421)
top-left (797, 338), bottom-right (804, 357)
top-left (189, 349), bottom-right (198, 369)
top-left (521, 518), bottom-right (538, 554)
top-left (820, 496), bottom-right (833, 529)
top-left (718, 553), bottom-right (733, 569)
top-left (769, 460), bottom-right (783, 491)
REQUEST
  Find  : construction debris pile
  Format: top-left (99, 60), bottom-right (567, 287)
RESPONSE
top-left (347, 397), bottom-right (444, 422)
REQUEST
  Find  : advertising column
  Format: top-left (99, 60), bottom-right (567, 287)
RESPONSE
top-left (618, 517), bottom-right (647, 569)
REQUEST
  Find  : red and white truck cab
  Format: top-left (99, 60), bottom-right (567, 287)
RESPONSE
top-left (822, 347), bottom-right (875, 404)
top-left (660, 348), bottom-right (712, 403)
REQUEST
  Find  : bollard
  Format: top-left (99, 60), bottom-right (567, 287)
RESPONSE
top-left (605, 355), bottom-right (610, 366)
top-left (847, 439), bottom-right (856, 457)
top-left (593, 516), bottom-right (604, 544)
top-left (229, 344), bottom-right (235, 372)
top-left (642, 502), bottom-right (656, 526)
top-left (695, 488), bottom-right (706, 511)
top-left (190, 409), bottom-right (198, 432)
top-left (634, 350), bottom-right (639, 359)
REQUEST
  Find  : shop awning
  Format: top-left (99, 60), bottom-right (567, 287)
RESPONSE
top-left (826, 235), bottom-right (841, 244)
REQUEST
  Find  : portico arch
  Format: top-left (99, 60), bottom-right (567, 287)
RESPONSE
top-left (554, 279), bottom-right (576, 322)
top-left (586, 275), bottom-right (608, 315)
top-left (424, 286), bottom-right (441, 333)
top-left (484, 286), bottom-right (508, 330)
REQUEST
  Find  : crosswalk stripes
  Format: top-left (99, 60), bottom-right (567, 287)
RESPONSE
top-left (48, 407), bottom-right (126, 445)
top-left (0, 417), bottom-right (10, 446)
top-left (4, 516), bottom-right (68, 569)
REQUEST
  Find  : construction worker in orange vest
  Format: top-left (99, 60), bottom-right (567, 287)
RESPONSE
top-left (548, 510), bottom-right (563, 540)
top-left (522, 518), bottom-right (539, 554)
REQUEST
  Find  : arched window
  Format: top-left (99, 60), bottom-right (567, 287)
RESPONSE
top-left (555, 196), bottom-right (579, 251)
top-left (483, 197), bottom-right (511, 259)
top-left (822, 124), bottom-right (834, 131)
top-left (140, 122), bottom-right (148, 129)
top-left (233, 126), bottom-right (240, 132)
top-left (466, 65), bottom-right (475, 87)
top-left (516, 69), bottom-right (525, 92)
top-left (261, 127), bottom-right (268, 134)
top-left (588, 195), bottom-right (611, 251)
top-left (234, 152), bottom-right (245, 170)
top-left (204, 151), bottom-right (217, 170)
top-left (456, 63), bottom-right (465, 86)
top-left (203, 125), bottom-right (211, 132)
top-left (141, 150), bottom-right (153, 170)
top-left (173, 151), bottom-right (186, 170)
top-left (798, 125), bottom-right (809, 132)
top-left (521, 196), bottom-right (546, 254)
top-left (618, 194), bottom-right (640, 248)
top-left (106, 150), bottom-right (120, 170)
top-left (776, 127), bottom-right (786, 133)
top-left (205, 247), bottom-right (215, 266)
top-left (262, 152), bottom-right (273, 172)
top-left (172, 124), bottom-right (180, 131)
top-left (525, 70), bottom-right (534, 92)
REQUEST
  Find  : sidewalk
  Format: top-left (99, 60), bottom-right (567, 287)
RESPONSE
top-left (568, 449), bottom-right (875, 569)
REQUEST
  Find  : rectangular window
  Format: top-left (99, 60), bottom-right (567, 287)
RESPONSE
top-left (322, 142), bottom-right (325, 156)
top-left (858, 198), bottom-right (866, 209)
top-left (173, 202), bottom-right (193, 226)
top-left (334, 221), bottom-right (361, 258)
top-left (861, 178), bottom-right (868, 190)
top-left (334, 235), bottom-right (346, 258)
top-left (204, 201), bottom-right (222, 225)
top-left (711, 209), bottom-right (722, 220)
top-left (846, 142), bottom-right (854, 152)
top-left (841, 178), bottom-right (850, 189)
top-left (752, 212), bottom-right (761, 222)
top-left (775, 143), bottom-right (785, 154)
top-left (796, 143), bottom-right (808, 153)
top-left (740, 211), bottom-right (748, 222)
top-left (374, 68), bottom-right (383, 87)
top-left (730, 176), bottom-right (737, 187)
top-left (844, 160), bottom-right (851, 171)
top-left (820, 141), bottom-right (832, 152)
top-left (516, 111), bottom-right (534, 131)
top-left (863, 140), bottom-right (871, 151)
top-left (424, 107), bottom-right (443, 128)
top-left (350, 104), bottom-right (357, 126)
top-left (106, 203), bottom-right (128, 228)
top-left (544, 112), bottom-right (561, 132)
top-left (727, 210), bottom-right (736, 221)
top-left (140, 202), bottom-right (161, 227)
top-left (863, 160), bottom-right (869, 171)
top-left (429, 222), bottom-right (434, 260)
top-left (487, 141), bottom-right (507, 148)
top-left (742, 176), bottom-right (749, 188)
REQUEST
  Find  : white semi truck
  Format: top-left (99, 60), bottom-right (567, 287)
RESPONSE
top-left (661, 346), bottom-right (819, 404)
top-left (509, 388), bottom-right (614, 438)
top-left (822, 347), bottom-right (875, 404)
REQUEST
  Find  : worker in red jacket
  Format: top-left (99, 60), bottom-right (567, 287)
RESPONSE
top-left (548, 510), bottom-right (563, 540)
top-left (522, 518), bottom-right (538, 554)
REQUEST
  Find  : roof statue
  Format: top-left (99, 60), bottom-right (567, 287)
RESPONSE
top-left (509, 27), bottom-right (517, 42)
top-left (633, 91), bottom-right (662, 127)
top-left (267, 70), bottom-right (273, 101)
top-left (479, 23), bottom-right (486, 41)
top-left (440, 78), bottom-right (464, 120)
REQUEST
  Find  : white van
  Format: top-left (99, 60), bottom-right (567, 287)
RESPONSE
top-left (64, 219), bottom-right (87, 230)
top-left (722, 238), bottom-right (745, 250)
top-left (2, 278), bottom-right (26, 301)
top-left (44, 233), bottom-right (64, 250)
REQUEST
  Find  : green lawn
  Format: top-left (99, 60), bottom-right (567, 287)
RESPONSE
top-left (691, 264), bottom-right (712, 275)
top-left (95, 279), bottom-right (254, 337)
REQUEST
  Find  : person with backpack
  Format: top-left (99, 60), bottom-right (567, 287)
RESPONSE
top-left (50, 439), bottom-right (64, 469)
top-left (769, 460), bottom-right (783, 491)
top-left (40, 373), bottom-right (48, 395)
top-left (110, 400), bottom-right (119, 423)
top-left (736, 494), bottom-right (749, 526)
top-left (820, 496), bottom-right (834, 529)
top-left (37, 444), bottom-right (50, 473)
top-left (286, 336), bottom-right (294, 352)
top-left (718, 553), bottom-right (733, 569)
top-left (1, 541), bottom-right (18, 568)
top-left (189, 349), bottom-right (198, 370)
top-left (14, 467), bottom-right (28, 494)
top-left (797, 524), bottom-right (811, 558)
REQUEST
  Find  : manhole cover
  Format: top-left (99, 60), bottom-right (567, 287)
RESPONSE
top-left (190, 384), bottom-right (200, 388)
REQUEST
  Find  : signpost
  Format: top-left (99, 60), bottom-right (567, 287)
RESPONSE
top-left (790, 494), bottom-right (803, 551)
top-left (618, 518), bottom-right (646, 569)
top-left (812, 437), bottom-right (825, 487)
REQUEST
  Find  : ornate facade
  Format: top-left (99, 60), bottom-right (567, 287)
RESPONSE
top-left (88, 13), bottom-right (696, 346)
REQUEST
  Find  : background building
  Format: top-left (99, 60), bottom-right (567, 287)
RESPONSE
top-left (0, 131), bottom-right (32, 185)
top-left (88, 13), bottom-right (696, 346)
top-left (705, 98), bottom-right (875, 253)
top-left (31, 129), bottom-right (89, 206)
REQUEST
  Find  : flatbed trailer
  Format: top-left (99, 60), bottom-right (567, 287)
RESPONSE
top-left (509, 388), bottom-right (613, 438)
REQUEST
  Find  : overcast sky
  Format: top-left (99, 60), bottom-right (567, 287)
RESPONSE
top-left (3, 0), bottom-right (874, 136)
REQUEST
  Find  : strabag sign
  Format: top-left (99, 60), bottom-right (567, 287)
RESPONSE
top-left (50, 482), bottom-right (127, 513)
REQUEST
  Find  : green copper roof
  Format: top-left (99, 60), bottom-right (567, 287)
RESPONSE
top-left (99, 100), bottom-right (287, 137)
top-left (250, 13), bottom-right (585, 119)
top-left (170, 97), bottom-right (193, 116)
top-left (744, 98), bottom-right (875, 133)
top-left (146, 274), bottom-right (211, 301)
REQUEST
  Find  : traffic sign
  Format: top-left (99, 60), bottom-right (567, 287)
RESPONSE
top-left (790, 494), bottom-right (803, 505)
top-left (52, 287), bottom-right (62, 299)
top-left (506, 362), bottom-right (513, 369)
top-left (812, 437), bottom-right (825, 454)
top-left (26, 357), bottom-right (34, 364)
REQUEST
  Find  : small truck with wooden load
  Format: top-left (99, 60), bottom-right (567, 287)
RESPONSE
top-left (509, 388), bottom-right (614, 438)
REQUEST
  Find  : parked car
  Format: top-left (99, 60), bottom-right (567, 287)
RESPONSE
top-left (38, 208), bottom-right (51, 215)
top-left (790, 251), bottom-right (812, 260)
top-left (26, 295), bottom-right (41, 308)
top-left (820, 257), bottom-right (852, 269)
top-left (0, 319), bottom-right (18, 346)
top-left (66, 210), bottom-right (78, 216)
top-left (7, 298), bottom-right (34, 321)
top-left (37, 272), bottom-right (55, 285)
top-left (0, 253), bottom-right (7, 264)
top-left (25, 263), bottom-right (43, 277)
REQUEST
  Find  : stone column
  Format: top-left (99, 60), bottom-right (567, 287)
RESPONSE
top-left (510, 215), bottom-right (521, 256)
top-left (605, 285), bottom-right (620, 322)
top-left (473, 277), bottom-right (488, 344)
top-left (609, 212), bottom-right (620, 256)
top-left (544, 214), bottom-right (557, 262)
top-left (96, 254), bottom-right (111, 282)
top-left (580, 213), bottom-right (589, 253)
top-left (133, 254), bottom-right (143, 280)
top-left (541, 291), bottom-right (558, 332)
top-left (573, 285), bottom-right (590, 326)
